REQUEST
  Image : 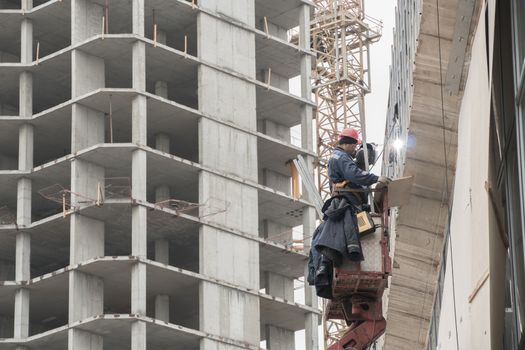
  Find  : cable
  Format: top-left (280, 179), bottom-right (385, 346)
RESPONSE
top-left (369, 117), bottom-right (398, 171)
top-left (434, 0), bottom-right (460, 348)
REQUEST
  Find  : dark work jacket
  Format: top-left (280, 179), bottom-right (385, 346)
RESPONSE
top-left (314, 195), bottom-right (363, 267)
top-left (307, 221), bottom-right (333, 299)
top-left (328, 147), bottom-right (379, 202)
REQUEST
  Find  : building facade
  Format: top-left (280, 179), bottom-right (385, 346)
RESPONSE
top-left (0, 0), bottom-right (320, 349)
top-left (382, 0), bottom-right (525, 348)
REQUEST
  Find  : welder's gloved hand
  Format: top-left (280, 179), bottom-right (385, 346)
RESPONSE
top-left (376, 176), bottom-right (392, 188)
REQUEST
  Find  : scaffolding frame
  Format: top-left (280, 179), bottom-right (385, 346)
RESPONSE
top-left (311, 0), bottom-right (381, 347)
top-left (312, 0), bottom-right (381, 199)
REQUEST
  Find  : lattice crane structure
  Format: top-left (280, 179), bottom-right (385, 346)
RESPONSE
top-left (311, 1), bottom-right (382, 347)
top-left (312, 0), bottom-right (382, 199)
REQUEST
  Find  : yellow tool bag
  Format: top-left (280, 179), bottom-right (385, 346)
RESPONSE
top-left (356, 210), bottom-right (376, 237)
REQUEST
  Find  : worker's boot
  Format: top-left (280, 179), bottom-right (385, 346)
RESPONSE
top-left (347, 242), bottom-right (364, 261)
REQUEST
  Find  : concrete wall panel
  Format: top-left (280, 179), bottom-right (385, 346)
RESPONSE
top-left (198, 0), bottom-right (255, 27)
top-left (198, 68), bottom-right (256, 131)
top-left (199, 225), bottom-right (259, 289)
top-left (436, 10), bottom-right (493, 349)
top-left (199, 281), bottom-right (260, 345)
top-left (71, 51), bottom-right (105, 98)
top-left (198, 14), bottom-right (255, 77)
top-left (71, 105), bottom-right (105, 152)
top-left (199, 119), bottom-right (258, 181)
top-left (71, 0), bottom-right (104, 43)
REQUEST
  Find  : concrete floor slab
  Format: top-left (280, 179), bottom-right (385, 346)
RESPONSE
top-left (26, 270), bottom-right (69, 332)
top-left (0, 315), bottom-right (204, 350)
top-left (257, 134), bottom-right (314, 177)
top-left (0, 13), bottom-right (21, 61)
top-left (32, 50), bottom-right (71, 113)
top-left (144, 42), bottom-right (199, 99)
top-left (255, 0), bottom-right (312, 29)
top-left (2, 85), bottom-right (313, 179)
top-left (258, 188), bottom-right (306, 227)
top-left (1, 257), bottom-right (316, 339)
top-left (0, 120), bottom-right (21, 161)
top-left (0, 324), bottom-right (68, 350)
top-left (144, 0), bottom-right (196, 36)
top-left (256, 84), bottom-right (311, 128)
top-left (28, 0), bottom-right (71, 57)
top-left (259, 244), bottom-right (307, 279)
top-left (76, 201), bottom-right (306, 277)
top-left (144, 0), bottom-right (198, 56)
top-left (0, 172), bottom-right (23, 216)
top-left (87, 2), bottom-right (132, 34)
top-left (0, 69), bottom-right (20, 112)
top-left (256, 35), bottom-right (305, 79)
top-left (76, 316), bottom-right (202, 350)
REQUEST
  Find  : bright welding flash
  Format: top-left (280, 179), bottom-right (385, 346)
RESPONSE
top-left (393, 138), bottom-right (404, 151)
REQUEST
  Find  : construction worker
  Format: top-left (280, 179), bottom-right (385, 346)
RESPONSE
top-left (328, 128), bottom-right (390, 202)
top-left (313, 128), bottom-right (390, 269)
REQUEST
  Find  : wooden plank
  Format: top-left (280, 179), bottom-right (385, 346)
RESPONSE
top-left (468, 270), bottom-right (490, 303)
top-left (375, 176), bottom-right (414, 208)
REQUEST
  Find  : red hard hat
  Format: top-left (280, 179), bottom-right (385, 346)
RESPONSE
top-left (339, 128), bottom-right (361, 144)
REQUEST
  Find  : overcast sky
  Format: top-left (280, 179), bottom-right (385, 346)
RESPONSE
top-left (293, 2), bottom-right (396, 348)
top-left (364, 0), bottom-right (396, 175)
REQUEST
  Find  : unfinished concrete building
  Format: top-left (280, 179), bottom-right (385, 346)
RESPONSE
top-left (0, 0), bottom-right (320, 349)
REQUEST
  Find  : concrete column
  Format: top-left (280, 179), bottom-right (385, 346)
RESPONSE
top-left (153, 167), bottom-right (170, 322)
top-left (259, 116), bottom-right (295, 349)
top-left (153, 233), bottom-right (170, 323)
top-left (257, 119), bottom-right (292, 196)
top-left (19, 72), bottom-right (32, 119)
top-left (68, 4), bottom-right (107, 349)
top-left (16, 178), bottom-right (31, 225)
top-left (300, 4), bottom-right (319, 350)
top-left (261, 220), bottom-right (291, 243)
top-left (154, 81), bottom-right (168, 98)
top-left (265, 272), bottom-right (294, 301)
top-left (154, 239), bottom-right (169, 264)
top-left (156, 30), bottom-right (167, 45)
top-left (266, 325), bottom-right (295, 349)
top-left (15, 63), bottom-right (33, 341)
top-left (71, 9), bottom-right (105, 149)
top-left (131, 2), bottom-right (147, 348)
top-left (259, 19), bottom-right (287, 40)
top-left (155, 134), bottom-right (170, 153)
top-left (71, 0), bottom-right (103, 44)
top-left (258, 119), bottom-right (290, 141)
top-left (13, 288), bottom-right (29, 339)
top-left (69, 271), bottom-right (103, 321)
top-left (155, 186), bottom-right (170, 202)
top-left (257, 69), bottom-right (289, 91)
top-left (68, 160), bottom-right (104, 350)
top-left (15, 233), bottom-right (30, 282)
top-left (68, 329), bottom-right (103, 350)
top-left (261, 169), bottom-right (290, 195)
top-left (197, 2), bottom-right (260, 346)
top-left (14, 229), bottom-right (30, 342)
top-left (154, 295), bottom-right (170, 322)
top-left (20, 19), bottom-right (32, 64)
top-left (264, 272), bottom-right (295, 348)
top-left (16, 126), bottom-right (32, 317)
top-left (154, 30), bottom-right (169, 99)
top-left (21, 0), bottom-right (32, 11)
top-left (18, 125), bottom-right (33, 170)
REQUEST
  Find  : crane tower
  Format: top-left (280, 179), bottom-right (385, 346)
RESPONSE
top-left (311, 0), bottom-right (382, 347)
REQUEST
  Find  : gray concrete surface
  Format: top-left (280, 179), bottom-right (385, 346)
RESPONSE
top-left (0, 0), bottom-right (320, 349)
